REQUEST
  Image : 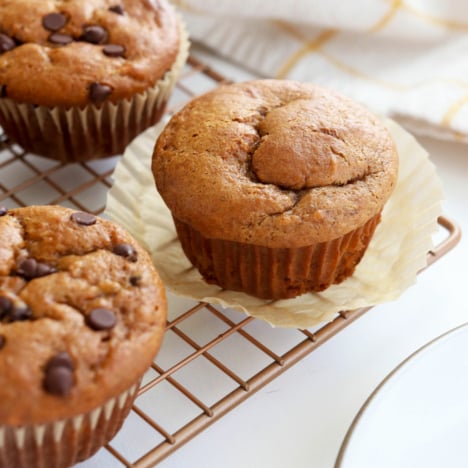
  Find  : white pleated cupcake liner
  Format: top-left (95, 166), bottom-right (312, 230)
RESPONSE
top-left (0, 382), bottom-right (139, 468)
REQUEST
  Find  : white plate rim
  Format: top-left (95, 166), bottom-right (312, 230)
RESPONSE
top-left (335, 321), bottom-right (468, 468)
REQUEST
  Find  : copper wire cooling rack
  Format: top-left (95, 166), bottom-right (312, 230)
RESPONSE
top-left (0, 56), bottom-right (462, 467)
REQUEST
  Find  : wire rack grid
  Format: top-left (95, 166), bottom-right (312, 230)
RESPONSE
top-left (0, 56), bottom-right (461, 467)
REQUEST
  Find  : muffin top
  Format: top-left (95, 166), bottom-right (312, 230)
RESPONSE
top-left (153, 80), bottom-right (399, 248)
top-left (0, 0), bottom-right (180, 107)
top-left (0, 205), bottom-right (166, 426)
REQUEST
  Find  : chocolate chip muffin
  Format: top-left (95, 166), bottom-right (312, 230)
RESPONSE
top-left (0, 205), bottom-right (167, 467)
top-left (152, 79), bottom-right (399, 300)
top-left (0, 0), bottom-right (188, 162)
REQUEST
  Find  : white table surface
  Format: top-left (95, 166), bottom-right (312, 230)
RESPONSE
top-left (151, 47), bottom-right (467, 468)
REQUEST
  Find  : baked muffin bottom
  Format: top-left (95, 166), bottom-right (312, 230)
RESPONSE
top-left (173, 213), bottom-right (382, 300)
top-left (0, 95), bottom-right (168, 161)
top-left (1, 381), bottom-right (139, 468)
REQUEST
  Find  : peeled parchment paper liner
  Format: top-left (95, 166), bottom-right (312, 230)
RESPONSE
top-left (0, 17), bottom-right (189, 162)
top-left (0, 382), bottom-right (139, 468)
top-left (105, 119), bottom-right (443, 329)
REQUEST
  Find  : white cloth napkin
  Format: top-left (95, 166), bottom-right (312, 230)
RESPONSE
top-left (173, 0), bottom-right (468, 143)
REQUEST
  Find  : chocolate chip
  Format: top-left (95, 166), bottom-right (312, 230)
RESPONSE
top-left (48, 32), bottom-right (74, 46)
top-left (8, 305), bottom-right (32, 322)
top-left (113, 243), bottom-right (137, 262)
top-left (129, 275), bottom-right (141, 286)
top-left (43, 352), bottom-right (75, 396)
top-left (44, 366), bottom-right (74, 396)
top-left (82, 25), bottom-right (108, 44)
top-left (17, 259), bottom-right (37, 278)
top-left (86, 308), bottom-right (117, 331)
top-left (0, 335), bottom-right (5, 350)
top-left (45, 351), bottom-right (74, 372)
top-left (89, 82), bottom-right (112, 104)
top-left (71, 211), bottom-right (97, 226)
top-left (17, 258), bottom-right (56, 279)
top-left (42, 13), bottom-right (68, 32)
top-left (109, 5), bottom-right (125, 15)
top-left (0, 206), bottom-right (7, 216)
top-left (103, 44), bottom-right (126, 58)
top-left (0, 85), bottom-right (6, 98)
top-left (0, 296), bottom-right (12, 317)
top-left (36, 263), bottom-right (57, 277)
top-left (0, 298), bottom-right (31, 323)
top-left (0, 33), bottom-right (15, 54)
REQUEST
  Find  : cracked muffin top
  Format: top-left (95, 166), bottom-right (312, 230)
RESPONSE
top-left (0, 205), bottom-right (166, 426)
top-left (0, 0), bottom-right (180, 107)
top-left (152, 79), bottom-right (399, 248)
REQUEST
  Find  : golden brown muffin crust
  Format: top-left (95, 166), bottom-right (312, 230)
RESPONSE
top-left (153, 80), bottom-right (399, 247)
top-left (0, 0), bottom-right (180, 106)
top-left (0, 205), bottom-right (166, 426)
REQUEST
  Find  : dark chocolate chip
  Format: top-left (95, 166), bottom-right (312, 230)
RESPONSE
top-left (86, 308), bottom-right (117, 331)
top-left (89, 82), bottom-right (112, 104)
top-left (0, 298), bottom-right (31, 323)
top-left (0, 33), bottom-right (15, 54)
top-left (0, 206), bottom-right (7, 216)
top-left (17, 258), bottom-right (37, 278)
top-left (0, 335), bottom-right (5, 350)
top-left (129, 275), bottom-right (141, 286)
top-left (44, 366), bottom-right (74, 396)
top-left (42, 13), bottom-right (68, 32)
top-left (82, 25), bottom-right (108, 44)
top-left (109, 5), bottom-right (125, 15)
top-left (0, 85), bottom-right (6, 98)
top-left (0, 296), bottom-right (12, 317)
top-left (35, 262), bottom-right (57, 277)
top-left (71, 211), bottom-right (97, 226)
top-left (40, 264), bottom-right (57, 276)
top-left (43, 352), bottom-right (75, 396)
top-left (48, 32), bottom-right (74, 45)
top-left (103, 44), bottom-right (126, 58)
top-left (17, 258), bottom-right (56, 279)
top-left (9, 305), bottom-right (32, 322)
top-left (113, 243), bottom-right (137, 262)
top-left (45, 351), bottom-right (74, 372)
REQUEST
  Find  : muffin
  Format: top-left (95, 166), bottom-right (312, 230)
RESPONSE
top-left (0, 205), bottom-right (167, 467)
top-left (0, 0), bottom-right (188, 162)
top-left (152, 79), bottom-right (399, 300)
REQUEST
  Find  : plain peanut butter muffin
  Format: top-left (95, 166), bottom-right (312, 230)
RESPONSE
top-left (0, 205), bottom-right (167, 467)
top-left (0, 0), bottom-right (188, 161)
top-left (152, 79), bottom-right (399, 300)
